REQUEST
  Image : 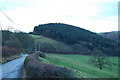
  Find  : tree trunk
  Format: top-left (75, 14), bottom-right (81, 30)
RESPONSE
top-left (100, 66), bottom-right (102, 70)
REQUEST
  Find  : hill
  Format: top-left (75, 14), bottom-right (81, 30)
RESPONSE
top-left (33, 23), bottom-right (119, 56)
top-left (99, 31), bottom-right (120, 41)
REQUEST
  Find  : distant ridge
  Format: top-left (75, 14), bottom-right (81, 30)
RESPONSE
top-left (99, 31), bottom-right (120, 41)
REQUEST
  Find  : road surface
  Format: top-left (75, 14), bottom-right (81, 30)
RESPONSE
top-left (0, 54), bottom-right (28, 79)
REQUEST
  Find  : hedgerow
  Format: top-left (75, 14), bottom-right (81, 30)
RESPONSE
top-left (24, 52), bottom-right (76, 78)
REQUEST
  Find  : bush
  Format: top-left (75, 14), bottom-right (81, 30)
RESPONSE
top-left (37, 42), bottom-right (56, 53)
top-left (35, 51), bottom-right (45, 58)
top-left (2, 46), bottom-right (18, 57)
top-left (36, 41), bottom-right (74, 54)
top-left (24, 53), bottom-right (75, 78)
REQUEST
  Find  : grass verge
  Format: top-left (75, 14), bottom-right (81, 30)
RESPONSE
top-left (1, 54), bottom-right (20, 64)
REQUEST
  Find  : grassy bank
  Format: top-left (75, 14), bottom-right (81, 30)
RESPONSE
top-left (1, 54), bottom-right (20, 64)
top-left (40, 53), bottom-right (119, 78)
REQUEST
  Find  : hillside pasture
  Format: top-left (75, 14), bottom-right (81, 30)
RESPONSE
top-left (40, 53), bottom-right (119, 78)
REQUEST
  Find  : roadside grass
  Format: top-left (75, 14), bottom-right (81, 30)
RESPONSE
top-left (1, 54), bottom-right (20, 64)
top-left (40, 53), bottom-right (119, 78)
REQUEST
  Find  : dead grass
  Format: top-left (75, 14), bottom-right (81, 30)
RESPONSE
top-left (1, 54), bottom-right (20, 64)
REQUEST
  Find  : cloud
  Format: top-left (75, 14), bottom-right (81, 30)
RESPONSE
top-left (0, 0), bottom-right (118, 32)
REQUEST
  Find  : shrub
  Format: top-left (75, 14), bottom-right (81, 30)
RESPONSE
top-left (35, 51), bottom-right (45, 58)
top-left (36, 41), bottom-right (74, 54)
top-left (24, 53), bottom-right (75, 78)
top-left (37, 42), bottom-right (56, 53)
top-left (2, 46), bottom-right (18, 57)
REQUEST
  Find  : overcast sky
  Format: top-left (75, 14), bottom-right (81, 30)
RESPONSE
top-left (0, 0), bottom-right (119, 33)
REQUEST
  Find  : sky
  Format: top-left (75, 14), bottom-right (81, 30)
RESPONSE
top-left (0, 0), bottom-right (119, 33)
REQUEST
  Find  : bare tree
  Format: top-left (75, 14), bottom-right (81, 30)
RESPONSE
top-left (89, 49), bottom-right (112, 70)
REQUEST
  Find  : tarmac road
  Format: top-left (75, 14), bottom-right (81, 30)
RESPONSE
top-left (0, 54), bottom-right (28, 79)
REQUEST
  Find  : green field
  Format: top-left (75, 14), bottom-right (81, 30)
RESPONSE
top-left (30, 34), bottom-right (60, 44)
top-left (40, 53), bottom-right (119, 78)
top-left (31, 34), bottom-right (119, 78)
top-left (30, 34), bottom-right (72, 53)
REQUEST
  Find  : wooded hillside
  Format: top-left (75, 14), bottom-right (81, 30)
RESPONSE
top-left (33, 23), bottom-right (119, 56)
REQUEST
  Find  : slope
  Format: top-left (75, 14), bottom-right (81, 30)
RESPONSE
top-left (40, 53), bottom-right (119, 78)
top-left (99, 31), bottom-right (120, 41)
top-left (33, 23), bottom-right (119, 56)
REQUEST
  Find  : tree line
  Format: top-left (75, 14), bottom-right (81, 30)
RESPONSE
top-left (1, 30), bottom-right (35, 57)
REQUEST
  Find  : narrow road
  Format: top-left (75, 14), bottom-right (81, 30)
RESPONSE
top-left (0, 54), bottom-right (28, 79)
